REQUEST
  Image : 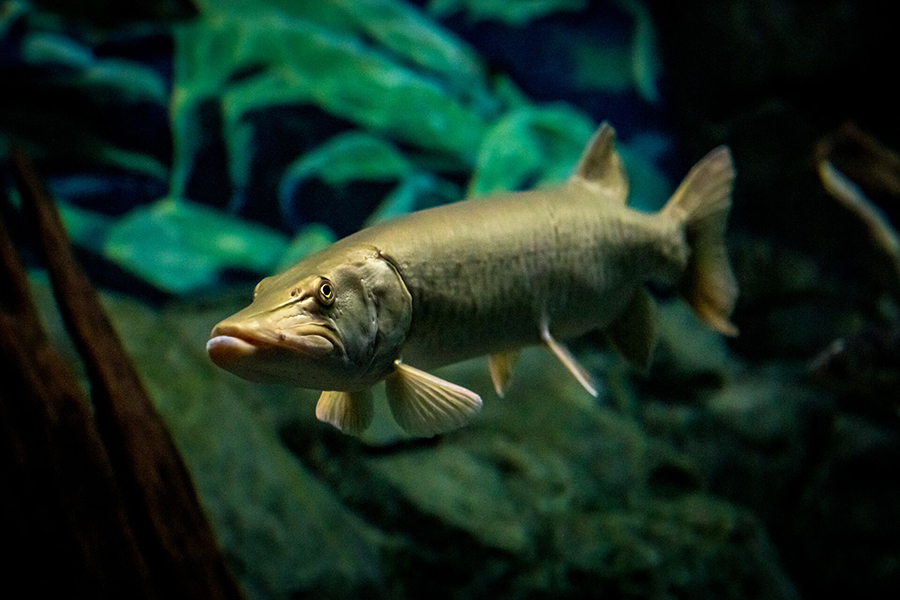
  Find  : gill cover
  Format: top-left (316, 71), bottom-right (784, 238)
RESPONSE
top-left (328, 247), bottom-right (413, 384)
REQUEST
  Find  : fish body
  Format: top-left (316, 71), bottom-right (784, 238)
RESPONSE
top-left (207, 123), bottom-right (738, 436)
top-left (353, 183), bottom-right (684, 368)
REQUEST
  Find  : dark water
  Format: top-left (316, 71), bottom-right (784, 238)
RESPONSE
top-left (2, 1), bottom-right (898, 598)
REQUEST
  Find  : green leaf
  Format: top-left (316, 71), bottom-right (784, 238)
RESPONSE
top-left (328, 0), bottom-right (488, 99)
top-left (104, 198), bottom-right (288, 294)
top-left (23, 32), bottom-right (168, 104)
top-left (283, 132), bottom-right (413, 188)
top-left (428, 0), bottom-right (586, 26)
top-left (1, 27), bottom-right (170, 180)
top-left (275, 223), bottom-right (337, 273)
top-left (57, 202), bottom-right (115, 253)
top-left (171, 6), bottom-right (493, 208)
top-left (612, 0), bottom-right (661, 104)
top-left (278, 132), bottom-right (413, 221)
top-left (364, 172), bottom-right (461, 226)
top-left (217, 16), bottom-right (487, 160)
top-left (468, 105), bottom-right (595, 198)
top-left (196, 0), bottom-right (488, 94)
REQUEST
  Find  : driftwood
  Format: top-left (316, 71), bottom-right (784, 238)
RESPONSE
top-left (816, 123), bottom-right (900, 298)
top-left (0, 149), bottom-right (243, 599)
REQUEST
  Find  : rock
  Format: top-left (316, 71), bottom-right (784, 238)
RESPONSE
top-left (32, 276), bottom-right (863, 600)
top-left (32, 278), bottom-right (385, 599)
top-left (728, 236), bottom-right (871, 359)
top-left (283, 346), bottom-right (799, 599)
top-left (786, 414), bottom-right (900, 599)
top-left (811, 324), bottom-right (900, 419)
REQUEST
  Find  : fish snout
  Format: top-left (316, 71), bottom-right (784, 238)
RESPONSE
top-left (207, 320), bottom-right (259, 368)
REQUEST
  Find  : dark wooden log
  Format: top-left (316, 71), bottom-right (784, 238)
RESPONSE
top-left (4, 148), bottom-right (244, 599)
top-left (0, 195), bottom-right (153, 597)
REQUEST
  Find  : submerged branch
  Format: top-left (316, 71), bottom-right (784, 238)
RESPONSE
top-left (2, 147), bottom-right (243, 598)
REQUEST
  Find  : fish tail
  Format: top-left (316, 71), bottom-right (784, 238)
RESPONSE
top-left (662, 146), bottom-right (739, 336)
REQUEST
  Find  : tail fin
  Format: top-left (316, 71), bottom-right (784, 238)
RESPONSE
top-left (662, 146), bottom-right (739, 336)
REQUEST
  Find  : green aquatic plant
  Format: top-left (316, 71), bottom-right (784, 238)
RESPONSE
top-left (363, 172), bottom-right (461, 226)
top-left (468, 104), bottom-right (596, 197)
top-left (428, 0), bottom-right (587, 26)
top-left (172, 0), bottom-right (496, 209)
top-left (55, 203), bottom-right (115, 254)
top-left (468, 104), bottom-right (670, 210)
top-left (275, 223), bottom-right (337, 273)
top-left (4, 0), bottom-right (670, 297)
top-left (0, 7), bottom-right (169, 180)
top-left (278, 132), bottom-right (414, 224)
top-left (278, 131), bottom-right (462, 228)
top-left (104, 198), bottom-right (289, 294)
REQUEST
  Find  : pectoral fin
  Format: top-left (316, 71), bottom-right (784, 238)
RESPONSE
top-left (541, 323), bottom-right (599, 397)
top-left (316, 389), bottom-right (374, 435)
top-left (606, 288), bottom-right (658, 371)
top-left (488, 350), bottom-right (520, 397)
top-left (385, 362), bottom-right (482, 437)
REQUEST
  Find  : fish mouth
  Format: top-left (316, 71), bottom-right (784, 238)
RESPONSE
top-left (207, 322), bottom-right (340, 364)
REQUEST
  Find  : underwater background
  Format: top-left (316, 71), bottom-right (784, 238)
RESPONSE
top-left (1, 0), bottom-right (898, 598)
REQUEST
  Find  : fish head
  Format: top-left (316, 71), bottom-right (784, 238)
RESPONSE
top-left (207, 246), bottom-right (411, 391)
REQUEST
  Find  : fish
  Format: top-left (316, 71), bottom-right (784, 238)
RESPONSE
top-left (207, 123), bottom-right (738, 437)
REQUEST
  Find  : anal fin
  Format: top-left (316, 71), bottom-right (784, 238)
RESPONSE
top-left (488, 350), bottom-right (520, 397)
top-left (316, 389), bottom-right (374, 435)
top-left (385, 362), bottom-right (482, 437)
top-left (606, 287), bottom-right (658, 371)
top-left (541, 322), bottom-right (599, 397)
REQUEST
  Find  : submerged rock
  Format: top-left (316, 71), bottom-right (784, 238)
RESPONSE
top-left (32, 276), bottom-right (805, 599)
top-left (32, 270), bottom-right (895, 599)
top-left (281, 339), bottom-right (799, 598)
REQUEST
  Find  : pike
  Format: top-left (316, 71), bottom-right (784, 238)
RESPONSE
top-left (207, 123), bottom-right (738, 437)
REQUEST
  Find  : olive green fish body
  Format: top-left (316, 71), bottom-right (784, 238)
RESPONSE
top-left (207, 123), bottom-right (738, 437)
top-left (353, 184), bottom-right (685, 368)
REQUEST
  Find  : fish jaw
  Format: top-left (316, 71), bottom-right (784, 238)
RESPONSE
top-left (206, 334), bottom-right (258, 368)
top-left (206, 320), bottom-right (339, 385)
top-left (208, 321), bottom-right (337, 356)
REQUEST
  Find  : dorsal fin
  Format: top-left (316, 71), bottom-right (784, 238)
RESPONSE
top-left (571, 122), bottom-right (629, 202)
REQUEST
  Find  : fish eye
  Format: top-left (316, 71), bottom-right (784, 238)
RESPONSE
top-left (316, 277), bottom-right (335, 305)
